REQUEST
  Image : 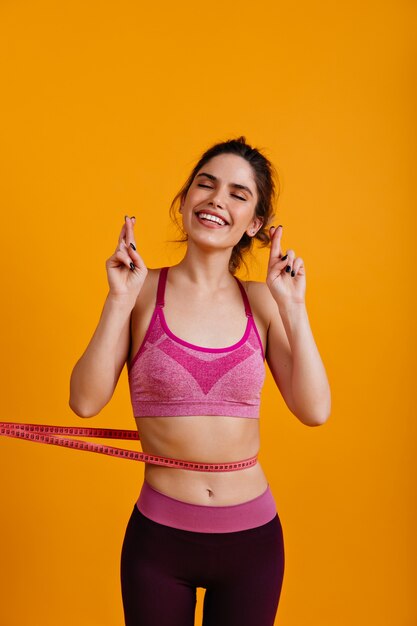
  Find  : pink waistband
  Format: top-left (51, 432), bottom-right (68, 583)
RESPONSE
top-left (136, 481), bottom-right (277, 533)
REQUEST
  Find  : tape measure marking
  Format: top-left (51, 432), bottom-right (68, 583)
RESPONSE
top-left (0, 422), bottom-right (258, 472)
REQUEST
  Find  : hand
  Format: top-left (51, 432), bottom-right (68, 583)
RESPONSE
top-left (105, 216), bottom-right (148, 299)
top-left (266, 225), bottom-right (306, 307)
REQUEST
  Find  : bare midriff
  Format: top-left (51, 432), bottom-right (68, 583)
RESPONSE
top-left (135, 414), bottom-right (268, 506)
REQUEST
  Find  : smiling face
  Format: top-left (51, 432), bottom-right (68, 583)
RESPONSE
top-left (179, 153), bottom-right (263, 251)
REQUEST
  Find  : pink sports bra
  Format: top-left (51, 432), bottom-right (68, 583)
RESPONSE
top-left (128, 267), bottom-right (266, 419)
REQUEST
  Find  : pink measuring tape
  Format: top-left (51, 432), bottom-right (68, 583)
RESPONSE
top-left (0, 422), bottom-right (258, 473)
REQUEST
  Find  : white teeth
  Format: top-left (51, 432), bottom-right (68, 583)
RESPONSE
top-left (197, 212), bottom-right (227, 226)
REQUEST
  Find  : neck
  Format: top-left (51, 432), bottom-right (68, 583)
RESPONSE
top-left (173, 243), bottom-right (235, 290)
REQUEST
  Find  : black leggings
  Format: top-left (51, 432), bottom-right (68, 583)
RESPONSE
top-left (120, 505), bottom-right (285, 626)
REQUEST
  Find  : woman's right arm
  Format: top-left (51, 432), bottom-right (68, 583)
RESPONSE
top-left (69, 216), bottom-right (147, 417)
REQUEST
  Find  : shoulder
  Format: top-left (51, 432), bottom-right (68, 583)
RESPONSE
top-left (238, 279), bottom-right (277, 328)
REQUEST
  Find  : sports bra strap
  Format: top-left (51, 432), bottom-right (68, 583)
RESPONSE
top-left (233, 276), bottom-right (253, 318)
top-left (156, 266), bottom-right (253, 317)
top-left (155, 266), bottom-right (168, 307)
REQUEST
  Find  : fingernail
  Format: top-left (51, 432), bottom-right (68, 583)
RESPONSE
top-left (130, 242), bottom-right (136, 251)
top-left (124, 215), bottom-right (129, 221)
top-left (281, 254), bottom-right (288, 261)
top-left (130, 262), bottom-right (135, 270)
top-left (285, 265), bottom-right (291, 273)
top-left (291, 270), bottom-right (295, 277)
top-left (130, 216), bottom-right (136, 220)
top-left (278, 224), bottom-right (283, 228)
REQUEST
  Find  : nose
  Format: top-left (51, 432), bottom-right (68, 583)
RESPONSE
top-left (208, 189), bottom-right (226, 209)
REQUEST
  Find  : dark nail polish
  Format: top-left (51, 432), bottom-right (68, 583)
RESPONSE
top-left (291, 270), bottom-right (295, 277)
top-left (130, 216), bottom-right (135, 220)
top-left (285, 265), bottom-right (291, 273)
top-left (281, 254), bottom-right (288, 261)
top-left (130, 242), bottom-right (136, 251)
top-left (130, 262), bottom-right (135, 270)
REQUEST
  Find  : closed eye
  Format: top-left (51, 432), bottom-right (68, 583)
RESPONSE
top-left (197, 184), bottom-right (246, 201)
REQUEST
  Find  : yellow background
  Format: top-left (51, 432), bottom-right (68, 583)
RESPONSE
top-left (0, 1), bottom-right (415, 624)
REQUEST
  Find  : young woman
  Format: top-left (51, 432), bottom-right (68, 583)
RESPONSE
top-left (69, 136), bottom-right (331, 626)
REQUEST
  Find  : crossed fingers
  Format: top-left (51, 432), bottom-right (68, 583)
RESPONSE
top-left (269, 225), bottom-right (303, 278)
top-left (117, 215), bottom-right (137, 270)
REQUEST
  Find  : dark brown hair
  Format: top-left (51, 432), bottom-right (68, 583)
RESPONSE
top-left (169, 136), bottom-right (280, 274)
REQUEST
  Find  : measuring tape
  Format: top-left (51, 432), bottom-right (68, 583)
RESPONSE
top-left (0, 422), bottom-right (258, 473)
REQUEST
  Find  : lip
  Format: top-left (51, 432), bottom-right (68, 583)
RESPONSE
top-left (194, 210), bottom-right (229, 228)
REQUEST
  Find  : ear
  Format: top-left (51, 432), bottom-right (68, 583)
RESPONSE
top-left (246, 216), bottom-right (263, 237)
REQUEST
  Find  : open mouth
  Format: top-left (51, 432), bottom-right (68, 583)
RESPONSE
top-left (195, 212), bottom-right (229, 227)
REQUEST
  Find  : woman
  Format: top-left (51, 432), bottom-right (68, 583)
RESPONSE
top-left (69, 136), bottom-right (331, 626)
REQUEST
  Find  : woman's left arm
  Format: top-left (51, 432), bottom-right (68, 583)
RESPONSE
top-left (263, 225), bottom-right (331, 427)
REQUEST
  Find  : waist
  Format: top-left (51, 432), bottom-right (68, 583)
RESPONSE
top-left (143, 458), bottom-right (268, 502)
top-left (136, 479), bottom-right (277, 533)
top-left (135, 414), bottom-right (260, 461)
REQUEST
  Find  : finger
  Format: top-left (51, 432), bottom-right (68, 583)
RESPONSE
top-left (127, 245), bottom-right (147, 272)
top-left (269, 225), bottom-right (283, 254)
top-left (124, 229), bottom-right (140, 273)
top-left (124, 219), bottom-right (148, 272)
top-left (125, 215), bottom-right (137, 249)
top-left (118, 214), bottom-right (136, 241)
top-left (290, 257), bottom-right (305, 278)
top-left (113, 249), bottom-right (135, 271)
top-left (268, 225), bottom-right (283, 268)
top-left (118, 221), bottom-right (127, 246)
top-left (281, 249), bottom-right (295, 275)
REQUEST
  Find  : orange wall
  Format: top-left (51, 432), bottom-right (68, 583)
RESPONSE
top-left (0, 1), bottom-right (415, 624)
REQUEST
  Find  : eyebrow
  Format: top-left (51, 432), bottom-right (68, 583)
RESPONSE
top-left (196, 172), bottom-right (254, 198)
